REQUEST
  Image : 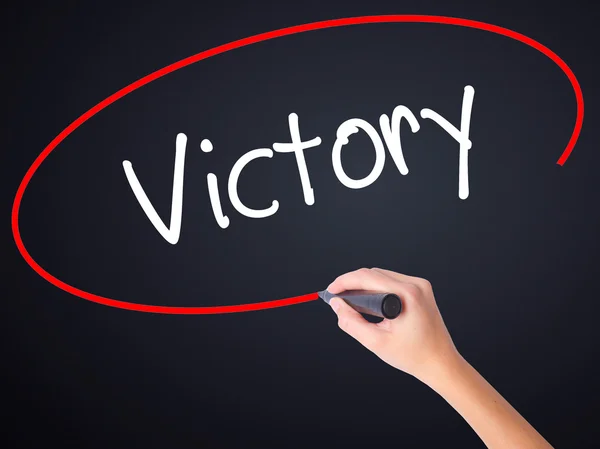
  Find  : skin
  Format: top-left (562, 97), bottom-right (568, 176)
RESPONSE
top-left (327, 267), bottom-right (554, 449)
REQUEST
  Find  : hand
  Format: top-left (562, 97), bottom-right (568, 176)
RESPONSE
top-left (328, 268), bottom-right (554, 449)
top-left (327, 267), bottom-right (460, 383)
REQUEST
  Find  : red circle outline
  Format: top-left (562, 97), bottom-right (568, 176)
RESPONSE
top-left (11, 15), bottom-right (585, 314)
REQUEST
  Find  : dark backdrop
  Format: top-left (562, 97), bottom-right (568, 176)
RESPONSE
top-left (2, 1), bottom-right (599, 448)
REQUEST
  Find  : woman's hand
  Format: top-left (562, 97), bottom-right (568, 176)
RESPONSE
top-left (327, 267), bottom-right (459, 383)
top-left (327, 267), bottom-right (554, 449)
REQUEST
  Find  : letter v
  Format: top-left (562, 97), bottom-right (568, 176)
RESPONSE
top-left (122, 133), bottom-right (187, 245)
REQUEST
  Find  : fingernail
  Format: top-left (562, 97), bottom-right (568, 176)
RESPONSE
top-left (330, 297), bottom-right (340, 313)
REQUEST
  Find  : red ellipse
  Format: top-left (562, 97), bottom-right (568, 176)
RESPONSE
top-left (12, 15), bottom-right (585, 314)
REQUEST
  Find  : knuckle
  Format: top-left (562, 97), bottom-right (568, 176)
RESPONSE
top-left (357, 267), bottom-right (371, 275)
top-left (403, 283), bottom-right (421, 300)
top-left (418, 278), bottom-right (433, 292)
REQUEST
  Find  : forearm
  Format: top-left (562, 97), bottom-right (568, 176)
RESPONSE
top-left (422, 354), bottom-right (553, 449)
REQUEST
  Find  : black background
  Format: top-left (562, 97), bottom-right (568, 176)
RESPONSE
top-left (2, 1), bottom-right (599, 448)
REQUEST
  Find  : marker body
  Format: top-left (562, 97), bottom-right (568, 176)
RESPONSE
top-left (319, 290), bottom-right (402, 319)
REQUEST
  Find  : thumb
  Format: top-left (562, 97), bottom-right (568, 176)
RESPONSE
top-left (330, 297), bottom-right (386, 352)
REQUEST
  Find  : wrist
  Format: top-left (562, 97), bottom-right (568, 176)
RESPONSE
top-left (416, 348), bottom-right (468, 390)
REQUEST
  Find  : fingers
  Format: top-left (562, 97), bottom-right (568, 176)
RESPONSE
top-left (327, 267), bottom-right (421, 305)
top-left (370, 268), bottom-right (420, 284)
top-left (327, 267), bottom-right (398, 294)
top-left (370, 268), bottom-right (432, 292)
top-left (330, 297), bottom-right (387, 351)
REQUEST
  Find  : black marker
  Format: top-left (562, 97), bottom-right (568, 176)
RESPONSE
top-left (318, 290), bottom-right (402, 319)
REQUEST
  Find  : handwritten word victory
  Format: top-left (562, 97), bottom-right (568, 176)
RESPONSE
top-left (123, 86), bottom-right (475, 244)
